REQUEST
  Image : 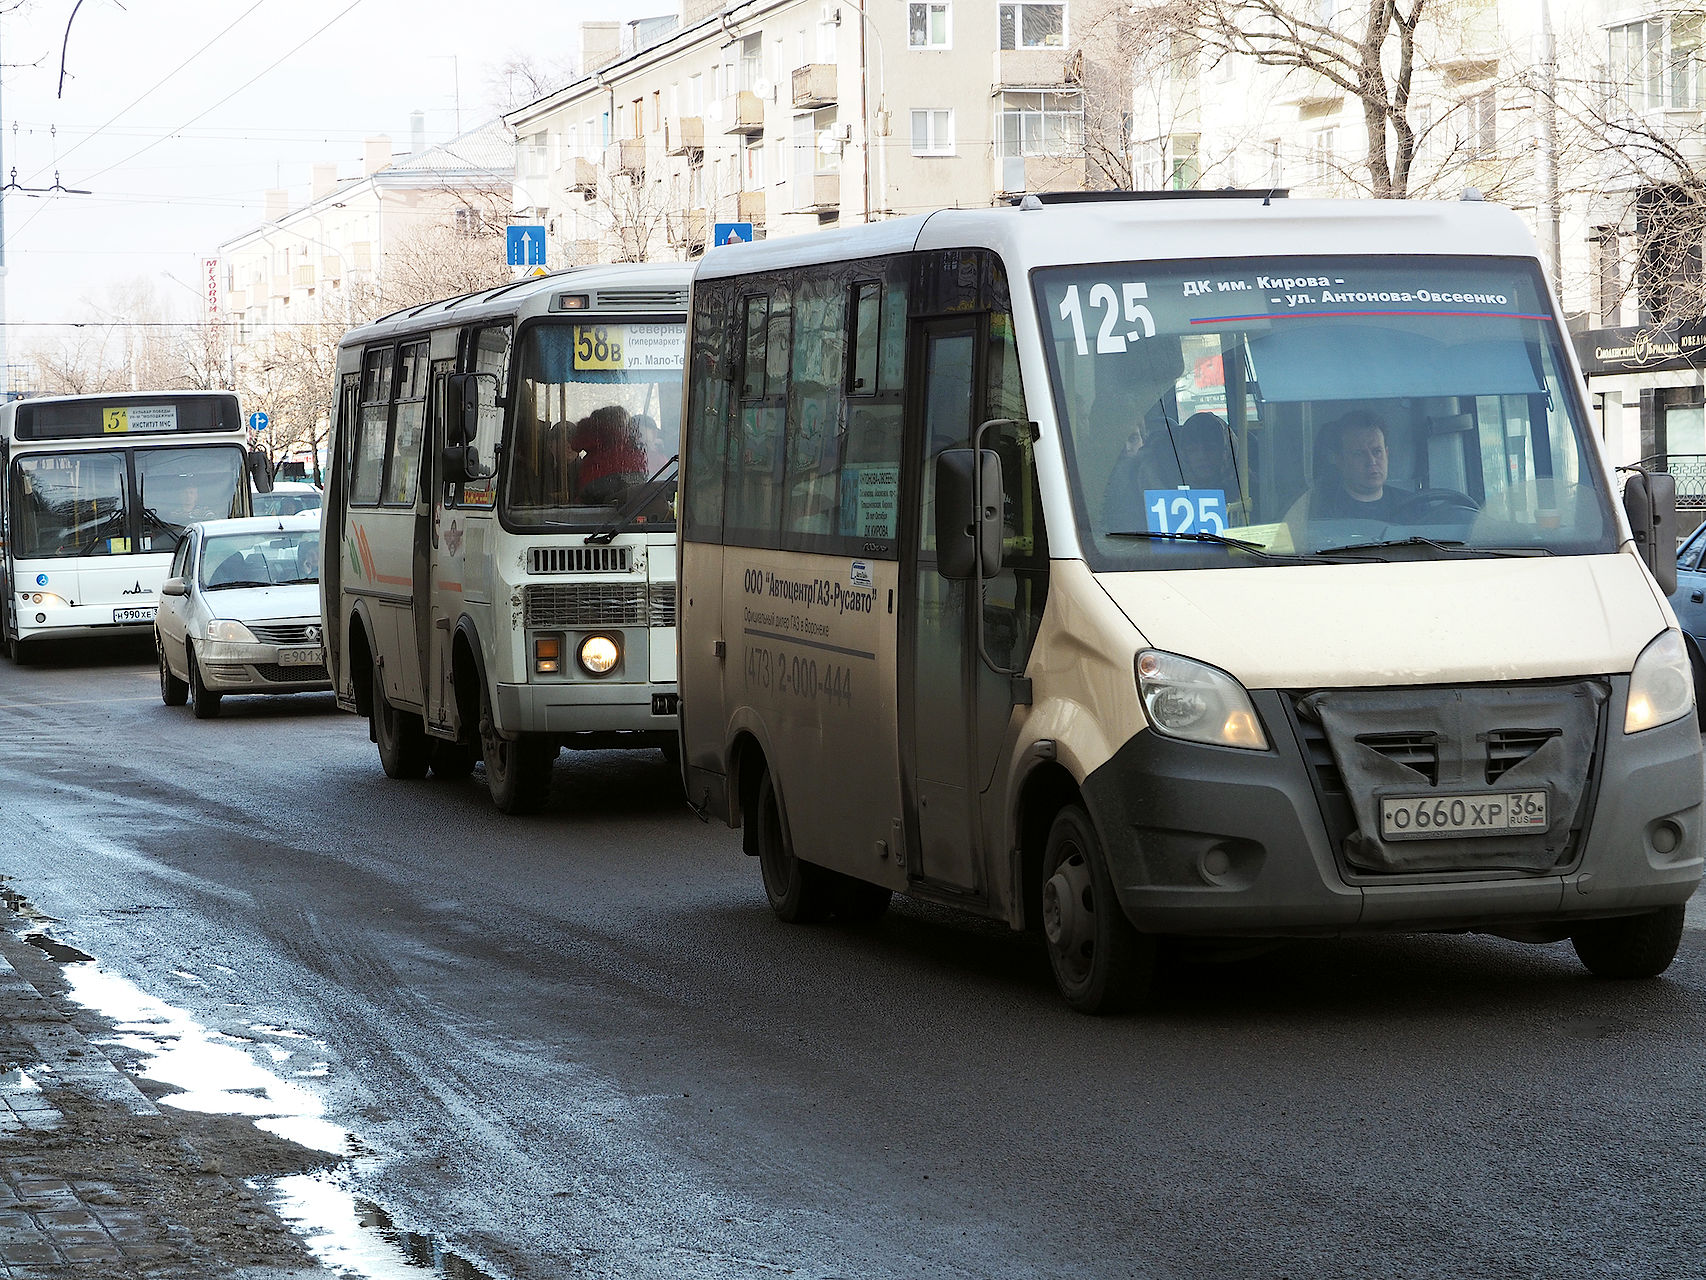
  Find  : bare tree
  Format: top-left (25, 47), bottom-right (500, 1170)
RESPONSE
top-left (24, 329), bottom-right (126, 394)
top-left (487, 54), bottom-right (579, 115)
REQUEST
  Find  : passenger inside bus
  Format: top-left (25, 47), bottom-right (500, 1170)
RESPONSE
top-left (571, 405), bottom-right (647, 504)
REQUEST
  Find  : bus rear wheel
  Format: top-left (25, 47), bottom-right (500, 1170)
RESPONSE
top-left (371, 656), bottom-right (430, 779)
top-left (478, 684), bottom-right (554, 814)
top-left (1041, 805), bottom-right (1156, 1015)
top-left (754, 768), bottom-right (835, 923)
top-left (1571, 904), bottom-right (1686, 979)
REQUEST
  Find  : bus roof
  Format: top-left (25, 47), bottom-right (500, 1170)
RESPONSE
top-left (338, 259), bottom-right (695, 349)
top-left (691, 194), bottom-right (1544, 281)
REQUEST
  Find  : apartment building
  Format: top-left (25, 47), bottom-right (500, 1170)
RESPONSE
top-left (217, 121), bottom-right (516, 340)
top-left (506, 0), bottom-right (1124, 264)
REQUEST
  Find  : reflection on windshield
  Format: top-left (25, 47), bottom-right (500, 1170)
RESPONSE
top-left (1036, 255), bottom-right (1615, 570)
top-left (9, 445), bottom-right (246, 560)
top-left (200, 529), bottom-right (320, 589)
top-left (505, 320), bottom-right (684, 530)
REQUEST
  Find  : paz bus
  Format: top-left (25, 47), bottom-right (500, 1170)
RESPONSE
top-left (0, 390), bottom-right (261, 663)
top-left (675, 191), bottom-right (1703, 1013)
top-left (322, 263), bottom-right (690, 813)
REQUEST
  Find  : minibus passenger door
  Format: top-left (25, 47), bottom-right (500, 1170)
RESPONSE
top-left (904, 321), bottom-right (985, 894)
top-left (420, 358), bottom-right (456, 734)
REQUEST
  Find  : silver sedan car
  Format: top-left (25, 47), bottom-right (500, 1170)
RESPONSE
top-left (154, 514), bottom-right (329, 718)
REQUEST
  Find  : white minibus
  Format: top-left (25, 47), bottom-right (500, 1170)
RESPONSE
top-left (676, 192), bottom-right (1702, 1012)
top-left (323, 263), bottom-right (690, 813)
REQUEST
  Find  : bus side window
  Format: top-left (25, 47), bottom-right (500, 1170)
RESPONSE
top-left (683, 286), bottom-right (732, 540)
top-left (461, 325), bottom-right (509, 508)
top-left (351, 348), bottom-right (392, 506)
top-left (783, 275), bottom-right (847, 538)
top-left (837, 264), bottom-right (906, 545)
top-left (727, 291), bottom-right (788, 544)
top-left (385, 340), bottom-right (429, 506)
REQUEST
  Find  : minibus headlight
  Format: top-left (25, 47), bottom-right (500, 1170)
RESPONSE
top-left (1625, 629), bottom-right (1694, 734)
top-left (579, 634), bottom-right (620, 675)
top-left (206, 619), bottom-right (257, 643)
top-left (1136, 650), bottom-right (1268, 751)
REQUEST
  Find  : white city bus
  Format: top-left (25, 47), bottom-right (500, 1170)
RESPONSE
top-left (0, 390), bottom-right (260, 663)
top-left (323, 263), bottom-right (689, 813)
top-left (677, 192), bottom-right (1703, 1012)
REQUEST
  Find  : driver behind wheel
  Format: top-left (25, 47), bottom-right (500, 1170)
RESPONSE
top-left (1282, 410), bottom-right (1408, 541)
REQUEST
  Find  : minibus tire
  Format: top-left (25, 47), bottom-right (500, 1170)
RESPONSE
top-left (478, 683), bottom-right (554, 814)
top-left (1041, 806), bottom-right (1156, 1014)
top-left (188, 649), bottom-right (222, 720)
top-left (371, 655), bottom-right (430, 779)
top-left (755, 768), bottom-right (833, 923)
top-left (158, 640), bottom-right (187, 706)
top-left (1570, 904), bottom-right (1686, 980)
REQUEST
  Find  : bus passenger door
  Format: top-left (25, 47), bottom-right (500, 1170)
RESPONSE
top-left (903, 320), bottom-right (986, 895)
top-left (420, 356), bottom-right (456, 736)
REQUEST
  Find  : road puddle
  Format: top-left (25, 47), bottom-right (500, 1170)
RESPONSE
top-left (43, 950), bottom-right (502, 1280)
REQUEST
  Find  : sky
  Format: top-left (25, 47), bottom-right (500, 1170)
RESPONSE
top-left (0, 0), bottom-right (624, 369)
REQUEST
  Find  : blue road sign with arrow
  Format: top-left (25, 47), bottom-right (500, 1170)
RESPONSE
top-left (506, 225), bottom-right (547, 267)
top-left (248, 411), bottom-right (269, 432)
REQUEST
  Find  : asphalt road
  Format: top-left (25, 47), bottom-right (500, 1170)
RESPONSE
top-left (2, 638), bottom-right (1704, 1280)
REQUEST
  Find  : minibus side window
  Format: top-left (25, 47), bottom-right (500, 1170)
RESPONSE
top-left (351, 347), bottom-right (392, 506)
top-left (683, 285), bottom-right (732, 540)
top-left (727, 291), bottom-right (788, 543)
top-left (384, 340), bottom-right (429, 506)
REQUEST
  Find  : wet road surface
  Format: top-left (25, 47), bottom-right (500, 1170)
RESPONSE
top-left (2, 638), bottom-right (1705, 1279)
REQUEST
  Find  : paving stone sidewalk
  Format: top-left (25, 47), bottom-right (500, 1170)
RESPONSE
top-left (0, 946), bottom-right (336, 1279)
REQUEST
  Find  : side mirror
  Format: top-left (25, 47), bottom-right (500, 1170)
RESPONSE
top-left (248, 449), bottom-right (274, 494)
top-left (161, 577), bottom-right (189, 597)
top-left (1624, 470), bottom-right (1679, 596)
top-left (446, 374), bottom-right (477, 447)
top-left (934, 448), bottom-right (1004, 581)
top-left (441, 445), bottom-right (478, 486)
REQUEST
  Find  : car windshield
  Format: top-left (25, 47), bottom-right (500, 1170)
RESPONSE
top-left (1034, 254), bottom-right (1617, 571)
top-left (504, 319), bottom-right (684, 531)
top-left (253, 490), bottom-right (322, 516)
top-left (9, 445), bottom-right (245, 559)
top-left (199, 529), bottom-right (320, 589)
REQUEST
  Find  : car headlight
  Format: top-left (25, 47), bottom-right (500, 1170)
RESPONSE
top-left (1136, 650), bottom-right (1268, 750)
top-left (578, 634), bottom-right (620, 675)
top-left (1626, 629), bottom-right (1695, 734)
top-left (206, 619), bottom-right (258, 643)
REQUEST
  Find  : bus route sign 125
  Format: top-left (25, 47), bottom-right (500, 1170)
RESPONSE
top-left (1143, 488), bottom-right (1227, 536)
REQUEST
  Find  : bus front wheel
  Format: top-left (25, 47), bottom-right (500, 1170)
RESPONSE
top-left (478, 684), bottom-right (554, 814)
top-left (371, 656), bottom-right (430, 779)
top-left (1041, 806), bottom-right (1156, 1015)
top-left (1571, 904), bottom-right (1685, 979)
top-left (755, 768), bottom-right (834, 923)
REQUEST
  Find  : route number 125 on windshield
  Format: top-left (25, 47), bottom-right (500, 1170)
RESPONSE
top-left (1058, 282), bottom-right (1156, 355)
top-left (1144, 489), bottom-right (1227, 536)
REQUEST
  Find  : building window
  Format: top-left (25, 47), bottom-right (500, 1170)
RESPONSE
top-left (1593, 226), bottom-right (1622, 326)
top-left (523, 133), bottom-right (548, 179)
top-left (911, 109), bottom-right (954, 155)
top-left (1309, 127), bottom-right (1335, 184)
top-left (1169, 135), bottom-right (1199, 189)
top-left (998, 2), bottom-right (1064, 49)
top-left (909, 2), bottom-right (951, 49)
top-left (997, 91), bottom-right (1082, 157)
top-left (1461, 89), bottom-right (1496, 155)
top-left (1611, 15), bottom-right (1702, 111)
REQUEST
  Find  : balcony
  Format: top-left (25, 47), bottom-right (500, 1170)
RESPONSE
top-left (797, 172), bottom-right (840, 213)
top-left (996, 153), bottom-right (1087, 197)
top-left (722, 90), bottom-right (764, 135)
top-left (568, 238), bottom-right (604, 264)
top-left (666, 116), bottom-right (704, 156)
top-left (319, 258), bottom-right (342, 284)
top-left (614, 138), bottom-right (647, 177)
top-left (993, 48), bottom-right (1071, 89)
top-left (292, 264), bottom-right (315, 288)
top-left (737, 189), bottom-right (766, 225)
top-left (225, 289), bottom-right (247, 312)
top-left (792, 64), bottom-right (837, 109)
top-left (566, 157), bottom-right (598, 193)
top-left (667, 208), bottom-right (707, 248)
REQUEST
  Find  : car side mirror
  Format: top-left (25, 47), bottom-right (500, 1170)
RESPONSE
top-left (1624, 469), bottom-right (1679, 596)
top-left (934, 448), bottom-right (1005, 581)
top-left (161, 577), bottom-right (189, 597)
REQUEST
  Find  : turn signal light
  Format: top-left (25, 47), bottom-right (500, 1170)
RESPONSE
top-left (535, 635), bottom-right (562, 675)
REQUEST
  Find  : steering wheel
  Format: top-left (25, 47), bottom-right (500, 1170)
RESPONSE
top-left (1390, 488), bottom-right (1479, 524)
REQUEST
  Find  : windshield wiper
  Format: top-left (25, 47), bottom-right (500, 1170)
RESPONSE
top-left (206, 579), bottom-right (271, 590)
top-left (1105, 529), bottom-right (1315, 562)
top-left (584, 455), bottom-right (679, 546)
top-left (1314, 536), bottom-right (1551, 559)
top-left (73, 508), bottom-right (129, 555)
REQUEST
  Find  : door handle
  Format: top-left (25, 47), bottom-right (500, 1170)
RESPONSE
top-left (1692, 590), bottom-right (1703, 603)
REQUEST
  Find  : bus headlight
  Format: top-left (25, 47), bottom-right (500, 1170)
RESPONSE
top-left (206, 619), bottom-right (257, 643)
top-left (578, 634), bottom-right (620, 675)
top-left (1626, 629), bottom-right (1694, 734)
top-left (1136, 650), bottom-right (1268, 751)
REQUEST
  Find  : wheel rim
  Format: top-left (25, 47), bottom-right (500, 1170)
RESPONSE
top-left (1043, 849), bottom-right (1096, 986)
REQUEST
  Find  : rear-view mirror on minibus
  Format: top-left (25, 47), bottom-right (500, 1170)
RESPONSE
top-left (935, 448), bottom-right (1004, 581)
top-left (1624, 469), bottom-right (1679, 596)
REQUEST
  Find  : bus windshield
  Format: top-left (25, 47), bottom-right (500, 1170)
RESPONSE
top-left (505, 320), bottom-right (685, 529)
top-left (10, 445), bottom-right (244, 559)
top-left (1034, 254), bottom-right (1617, 570)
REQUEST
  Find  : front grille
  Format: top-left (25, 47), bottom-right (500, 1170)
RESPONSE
top-left (529, 545), bottom-right (633, 575)
top-left (1357, 732), bottom-right (1438, 785)
top-left (1485, 728), bottom-right (1560, 783)
top-left (525, 583), bottom-right (646, 627)
top-left (648, 581), bottom-right (677, 628)
top-left (256, 663), bottom-right (328, 683)
top-left (249, 623), bottom-right (321, 645)
top-left (594, 288), bottom-right (686, 309)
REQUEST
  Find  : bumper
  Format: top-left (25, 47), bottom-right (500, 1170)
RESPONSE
top-left (1080, 683), bottom-right (1704, 937)
top-left (495, 680), bottom-right (680, 735)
